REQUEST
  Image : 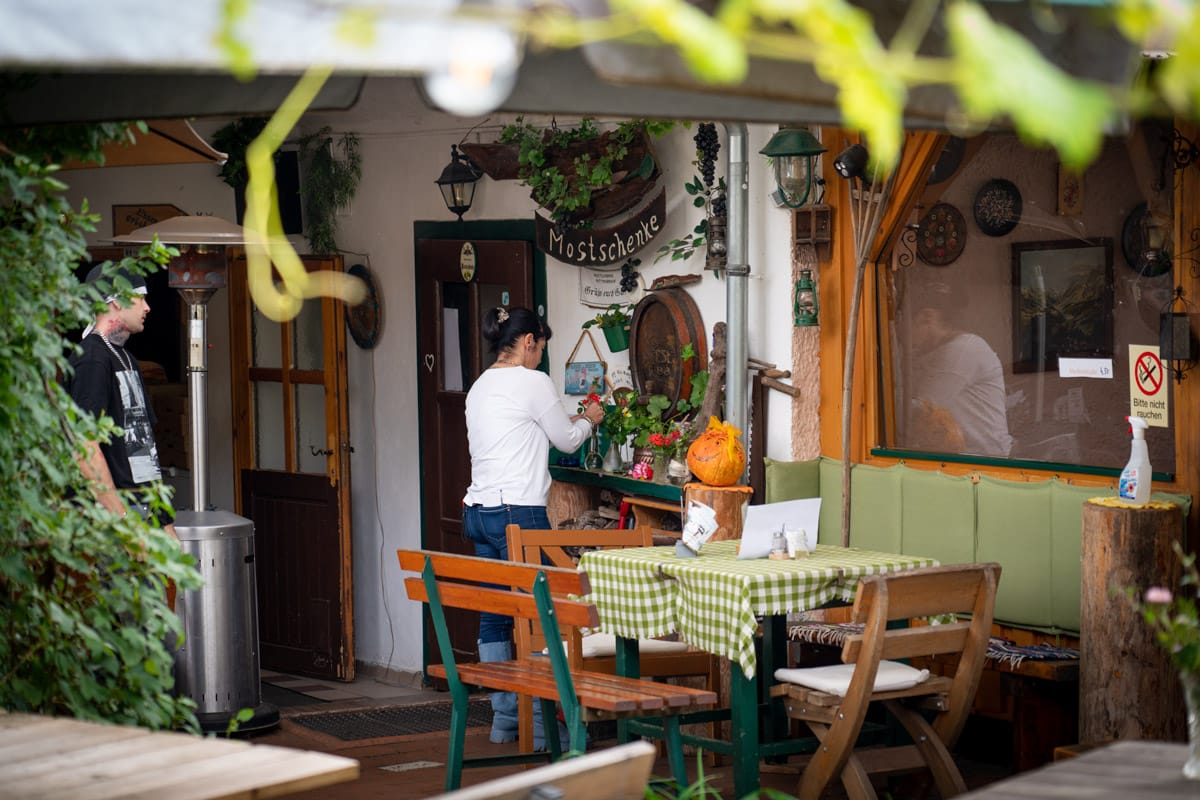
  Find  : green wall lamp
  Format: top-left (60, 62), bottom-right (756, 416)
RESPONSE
top-left (760, 127), bottom-right (827, 208)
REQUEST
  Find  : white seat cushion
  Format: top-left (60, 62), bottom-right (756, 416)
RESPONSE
top-left (773, 661), bottom-right (930, 697)
top-left (544, 633), bottom-right (692, 659)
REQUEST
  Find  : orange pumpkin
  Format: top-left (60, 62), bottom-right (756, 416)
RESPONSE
top-left (686, 416), bottom-right (746, 486)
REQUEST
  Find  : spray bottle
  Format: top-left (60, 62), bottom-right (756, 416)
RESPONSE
top-left (1118, 416), bottom-right (1151, 506)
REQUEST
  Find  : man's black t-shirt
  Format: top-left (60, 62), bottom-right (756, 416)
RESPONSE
top-left (68, 334), bottom-right (162, 491)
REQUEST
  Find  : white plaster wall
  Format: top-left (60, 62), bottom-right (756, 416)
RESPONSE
top-left (56, 79), bottom-right (798, 676)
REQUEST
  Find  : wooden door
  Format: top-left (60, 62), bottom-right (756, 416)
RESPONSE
top-left (229, 255), bottom-right (354, 680)
top-left (415, 235), bottom-right (536, 666)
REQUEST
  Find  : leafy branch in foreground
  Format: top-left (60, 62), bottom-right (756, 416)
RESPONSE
top-left (0, 125), bottom-right (202, 732)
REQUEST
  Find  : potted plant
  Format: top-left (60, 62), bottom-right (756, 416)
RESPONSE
top-left (582, 301), bottom-right (635, 352)
top-left (655, 122), bottom-right (727, 269)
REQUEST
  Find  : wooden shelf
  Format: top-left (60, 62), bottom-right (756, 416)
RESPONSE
top-left (549, 466), bottom-right (682, 502)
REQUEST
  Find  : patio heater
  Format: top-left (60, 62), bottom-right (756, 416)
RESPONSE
top-left (114, 216), bottom-right (278, 734)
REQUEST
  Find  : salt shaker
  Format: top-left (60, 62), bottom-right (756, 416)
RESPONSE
top-left (771, 529), bottom-right (788, 556)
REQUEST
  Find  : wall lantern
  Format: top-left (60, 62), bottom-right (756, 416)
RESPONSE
top-left (794, 269), bottom-right (819, 327)
top-left (760, 127), bottom-right (827, 208)
top-left (1138, 208), bottom-right (1172, 275)
top-left (1161, 285), bottom-right (1198, 383)
top-left (834, 143), bottom-right (870, 180)
top-left (435, 144), bottom-right (481, 220)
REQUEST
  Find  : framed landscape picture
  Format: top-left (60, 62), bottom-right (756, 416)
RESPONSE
top-left (1011, 238), bottom-right (1113, 372)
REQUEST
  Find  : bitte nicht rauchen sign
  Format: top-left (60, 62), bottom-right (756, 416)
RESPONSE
top-left (535, 188), bottom-right (665, 267)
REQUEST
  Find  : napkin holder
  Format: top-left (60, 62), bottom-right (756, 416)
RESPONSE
top-left (676, 499), bottom-right (718, 558)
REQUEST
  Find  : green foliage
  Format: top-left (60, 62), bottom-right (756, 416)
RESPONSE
top-left (499, 117), bottom-right (660, 230)
top-left (1125, 541), bottom-right (1200, 674)
top-left (643, 750), bottom-right (797, 798)
top-left (297, 127), bottom-right (362, 254)
top-left (547, 0), bottom-right (1200, 174)
top-left (210, 117), bottom-right (269, 190)
top-left (581, 302), bottom-right (634, 331)
top-left (0, 125), bottom-right (202, 732)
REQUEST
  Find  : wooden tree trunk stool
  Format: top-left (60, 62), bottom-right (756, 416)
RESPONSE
top-left (684, 483), bottom-right (753, 542)
top-left (1080, 500), bottom-right (1186, 744)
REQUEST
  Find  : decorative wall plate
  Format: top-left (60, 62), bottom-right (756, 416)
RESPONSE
top-left (928, 136), bottom-right (966, 185)
top-left (345, 263), bottom-right (382, 349)
top-left (973, 178), bottom-right (1022, 236)
top-left (916, 203), bottom-right (967, 266)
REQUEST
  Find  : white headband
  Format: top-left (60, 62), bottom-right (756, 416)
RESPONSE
top-left (82, 286), bottom-right (148, 340)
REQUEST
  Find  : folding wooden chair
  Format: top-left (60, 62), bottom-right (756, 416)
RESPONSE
top-left (770, 563), bottom-right (1001, 800)
top-left (506, 524), bottom-right (720, 754)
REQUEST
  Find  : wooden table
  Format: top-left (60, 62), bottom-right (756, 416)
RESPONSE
top-left (578, 540), bottom-right (938, 798)
top-left (0, 711), bottom-right (359, 799)
top-left (960, 740), bottom-right (1198, 798)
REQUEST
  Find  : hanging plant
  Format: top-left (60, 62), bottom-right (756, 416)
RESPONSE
top-left (211, 117), bottom-right (268, 191)
top-left (297, 127), bottom-right (362, 254)
top-left (495, 117), bottom-right (667, 232)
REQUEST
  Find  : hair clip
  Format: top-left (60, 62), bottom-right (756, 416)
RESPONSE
top-left (496, 307), bottom-right (509, 323)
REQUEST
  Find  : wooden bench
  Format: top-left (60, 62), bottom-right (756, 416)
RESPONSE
top-left (397, 549), bottom-right (717, 792)
top-left (505, 524), bottom-right (720, 755)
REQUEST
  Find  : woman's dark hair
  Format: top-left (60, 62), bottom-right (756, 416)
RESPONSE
top-left (482, 306), bottom-right (552, 353)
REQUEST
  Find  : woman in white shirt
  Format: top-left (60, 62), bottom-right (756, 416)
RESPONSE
top-left (463, 306), bottom-right (604, 746)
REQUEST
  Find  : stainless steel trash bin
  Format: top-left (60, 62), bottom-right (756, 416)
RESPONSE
top-left (173, 508), bottom-right (278, 733)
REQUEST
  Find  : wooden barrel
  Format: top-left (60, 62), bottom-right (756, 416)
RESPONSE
top-left (629, 288), bottom-right (707, 411)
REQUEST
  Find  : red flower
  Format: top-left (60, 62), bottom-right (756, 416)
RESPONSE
top-left (586, 392), bottom-right (602, 405)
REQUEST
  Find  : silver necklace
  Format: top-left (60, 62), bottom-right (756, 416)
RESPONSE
top-left (97, 332), bottom-right (133, 373)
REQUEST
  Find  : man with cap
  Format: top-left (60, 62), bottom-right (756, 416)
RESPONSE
top-left (69, 265), bottom-right (176, 537)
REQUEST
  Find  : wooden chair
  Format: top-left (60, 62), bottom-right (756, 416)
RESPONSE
top-left (506, 524), bottom-right (721, 754)
top-left (770, 563), bottom-right (1001, 800)
top-left (397, 548), bottom-right (716, 792)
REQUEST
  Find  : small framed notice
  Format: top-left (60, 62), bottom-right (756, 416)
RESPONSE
top-left (112, 204), bottom-right (186, 237)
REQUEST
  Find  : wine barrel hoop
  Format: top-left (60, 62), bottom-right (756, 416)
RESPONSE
top-left (629, 288), bottom-right (707, 412)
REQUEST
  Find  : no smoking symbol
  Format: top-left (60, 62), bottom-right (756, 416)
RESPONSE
top-left (1135, 351), bottom-right (1163, 396)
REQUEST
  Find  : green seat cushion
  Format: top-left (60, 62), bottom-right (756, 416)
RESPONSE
top-left (817, 457), bottom-right (845, 545)
top-left (976, 476), bottom-right (1054, 629)
top-left (900, 468), bottom-right (976, 567)
top-left (848, 462), bottom-right (903, 553)
top-left (763, 457), bottom-right (819, 504)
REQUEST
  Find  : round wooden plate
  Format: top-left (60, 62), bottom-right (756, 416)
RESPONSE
top-left (345, 263), bottom-right (382, 349)
top-left (916, 203), bottom-right (967, 266)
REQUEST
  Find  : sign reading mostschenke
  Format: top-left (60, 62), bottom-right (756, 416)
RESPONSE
top-left (535, 188), bottom-right (666, 267)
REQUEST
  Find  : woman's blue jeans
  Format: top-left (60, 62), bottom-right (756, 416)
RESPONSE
top-left (462, 503), bottom-right (551, 644)
top-left (463, 503), bottom-right (553, 745)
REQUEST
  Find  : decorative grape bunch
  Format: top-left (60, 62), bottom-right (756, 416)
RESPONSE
top-left (694, 123), bottom-right (726, 219)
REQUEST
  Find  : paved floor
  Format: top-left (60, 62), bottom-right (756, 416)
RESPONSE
top-left (251, 669), bottom-right (1013, 799)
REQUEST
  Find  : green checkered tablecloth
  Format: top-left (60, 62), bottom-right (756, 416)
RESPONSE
top-left (578, 540), bottom-right (937, 678)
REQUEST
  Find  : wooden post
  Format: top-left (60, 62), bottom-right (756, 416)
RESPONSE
top-left (1080, 501), bottom-right (1186, 744)
top-left (684, 483), bottom-right (754, 542)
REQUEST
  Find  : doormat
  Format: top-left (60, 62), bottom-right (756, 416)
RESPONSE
top-left (291, 698), bottom-right (492, 741)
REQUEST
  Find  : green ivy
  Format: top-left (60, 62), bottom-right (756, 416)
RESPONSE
top-left (0, 124), bottom-right (203, 732)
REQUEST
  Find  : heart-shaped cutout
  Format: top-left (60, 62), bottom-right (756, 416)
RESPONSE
top-left (424, 354), bottom-right (435, 372)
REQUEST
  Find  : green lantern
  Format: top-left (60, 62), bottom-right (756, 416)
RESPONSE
top-left (794, 269), bottom-right (818, 327)
top-left (759, 127), bottom-right (827, 209)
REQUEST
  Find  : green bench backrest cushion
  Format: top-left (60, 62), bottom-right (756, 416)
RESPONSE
top-left (761, 457), bottom-right (1192, 637)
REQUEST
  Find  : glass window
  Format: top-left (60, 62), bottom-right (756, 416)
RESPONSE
top-left (294, 383), bottom-right (327, 475)
top-left (292, 296), bottom-right (324, 371)
top-left (881, 131), bottom-right (1177, 475)
top-left (253, 382), bottom-right (285, 471)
